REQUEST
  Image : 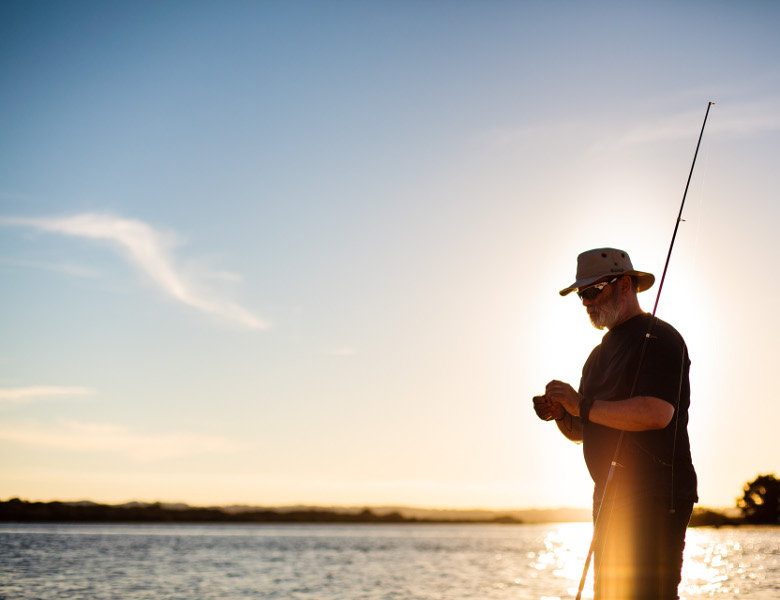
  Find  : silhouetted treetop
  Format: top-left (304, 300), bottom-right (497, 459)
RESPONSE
top-left (738, 474), bottom-right (779, 525)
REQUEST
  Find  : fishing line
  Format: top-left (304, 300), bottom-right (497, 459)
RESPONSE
top-left (690, 131), bottom-right (712, 275)
top-left (574, 101), bottom-right (715, 600)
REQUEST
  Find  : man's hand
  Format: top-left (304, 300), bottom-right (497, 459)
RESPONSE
top-left (533, 395), bottom-right (565, 422)
top-left (545, 380), bottom-right (582, 416)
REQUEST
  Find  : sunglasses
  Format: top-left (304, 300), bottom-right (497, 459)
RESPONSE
top-left (577, 277), bottom-right (619, 301)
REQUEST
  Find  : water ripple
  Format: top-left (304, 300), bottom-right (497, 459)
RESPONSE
top-left (0, 523), bottom-right (776, 599)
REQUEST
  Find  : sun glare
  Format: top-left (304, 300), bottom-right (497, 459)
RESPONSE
top-left (528, 523), bottom-right (595, 600)
top-left (523, 297), bottom-right (602, 392)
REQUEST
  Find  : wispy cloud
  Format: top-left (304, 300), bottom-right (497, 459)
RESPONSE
top-left (608, 112), bottom-right (705, 148)
top-left (597, 101), bottom-right (780, 150)
top-left (479, 101), bottom-right (780, 157)
top-left (1, 213), bottom-right (268, 329)
top-left (325, 346), bottom-right (358, 357)
top-left (0, 419), bottom-right (245, 461)
top-left (712, 102), bottom-right (780, 136)
top-left (0, 386), bottom-right (95, 404)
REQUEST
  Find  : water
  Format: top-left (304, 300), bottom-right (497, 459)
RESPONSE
top-left (0, 523), bottom-right (777, 599)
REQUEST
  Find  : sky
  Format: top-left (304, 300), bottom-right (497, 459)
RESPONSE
top-left (1, 0), bottom-right (778, 511)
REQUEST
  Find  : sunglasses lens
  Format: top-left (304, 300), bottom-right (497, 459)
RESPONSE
top-left (578, 279), bottom-right (611, 300)
top-left (579, 287), bottom-right (601, 301)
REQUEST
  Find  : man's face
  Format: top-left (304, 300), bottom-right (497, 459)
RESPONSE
top-left (581, 278), bottom-right (623, 330)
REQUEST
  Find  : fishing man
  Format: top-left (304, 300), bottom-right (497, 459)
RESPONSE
top-left (533, 248), bottom-right (697, 600)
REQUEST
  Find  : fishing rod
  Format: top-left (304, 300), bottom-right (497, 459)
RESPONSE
top-left (574, 101), bottom-right (714, 600)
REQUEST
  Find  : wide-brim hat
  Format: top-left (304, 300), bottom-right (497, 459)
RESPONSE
top-left (559, 247), bottom-right (655, 296)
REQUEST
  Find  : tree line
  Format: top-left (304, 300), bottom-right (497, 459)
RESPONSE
top-left (1, 474), bottom-right (776, 526)
top-left (0, 500), bottom-right (522, 525)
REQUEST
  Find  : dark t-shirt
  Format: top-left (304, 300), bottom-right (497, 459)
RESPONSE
top-left (579, 313), bottom-right (698, 506)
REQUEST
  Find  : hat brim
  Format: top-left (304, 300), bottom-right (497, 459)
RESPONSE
top-left (559, 271), bottom-right (655, 297)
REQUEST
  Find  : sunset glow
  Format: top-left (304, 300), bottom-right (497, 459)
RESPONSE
top-left (2, 2), bottom-right (779, 511)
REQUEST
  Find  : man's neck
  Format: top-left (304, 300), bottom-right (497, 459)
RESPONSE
top-left (607, 303), bottom-right (644, 330)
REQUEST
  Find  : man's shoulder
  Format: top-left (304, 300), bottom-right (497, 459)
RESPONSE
top-left (621, 313), bottom-right (684, 340)
top-left (610, 313), bottom-right (686, 353)
top-left (652, 315), bottom-right (685, 342)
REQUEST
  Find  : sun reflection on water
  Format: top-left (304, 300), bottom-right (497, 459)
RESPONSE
top-left (525, 522), bottom-right (595, 600)
top-left (679, 528), bottom-right (776, 598)
top-left (2, 522), bottom-right (777, 599)
top-left (520, 523), bottom-right (779, 600)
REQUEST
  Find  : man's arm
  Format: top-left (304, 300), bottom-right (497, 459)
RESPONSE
top-left (587, 395), bottom-right (674, 431)
top-left (556, 411), bottom-right (584, 442)
top-left (545, 380), bottom-right (674, 431)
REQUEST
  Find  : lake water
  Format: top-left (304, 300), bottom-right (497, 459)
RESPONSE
top-left (0, 522), bottom-right (777, 599)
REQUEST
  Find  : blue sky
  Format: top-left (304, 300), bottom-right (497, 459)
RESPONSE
top-left (2, 1), bottom-right (779, 509)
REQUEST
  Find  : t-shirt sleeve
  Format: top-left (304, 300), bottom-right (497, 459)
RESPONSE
top-left (633, 329), bottom-right (687, 405)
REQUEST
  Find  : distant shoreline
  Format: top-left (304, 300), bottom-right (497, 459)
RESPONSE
top-left (0, 498), bottom-right (525, 525)
top-left (0, 498), bottom-right (750, 527)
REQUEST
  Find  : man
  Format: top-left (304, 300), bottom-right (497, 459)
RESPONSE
top-left (533, 248), bottom-right (697, 600)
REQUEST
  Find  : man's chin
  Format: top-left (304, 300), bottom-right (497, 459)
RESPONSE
top-left (588, 309), bottom-right (616, 330)
top-left (589, 315), bottom-right (607, 330)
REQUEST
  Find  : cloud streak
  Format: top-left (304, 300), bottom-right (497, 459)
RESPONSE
top-left (0, 419), bottom-right (245, 461)
top-left (325, 346), bottom-right (358, 357)
top-left (479, 101), bottom-right (780, 157)
top-left (0, 386), bottom-right (95, 404)
top-left (598, 101), bottom-right (780, 150)
top-left (1, 213), bottom-right (268, 329)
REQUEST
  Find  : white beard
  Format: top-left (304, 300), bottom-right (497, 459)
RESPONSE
top-left (588, 297), bottom-right (623, 330)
